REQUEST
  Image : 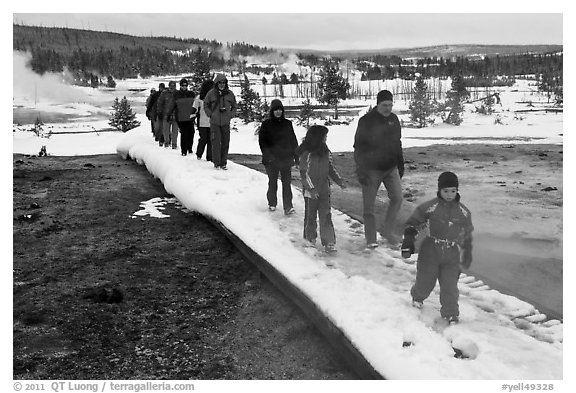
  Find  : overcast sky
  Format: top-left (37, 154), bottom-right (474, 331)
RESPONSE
top-left (12, 8), bottom-right (563, 51)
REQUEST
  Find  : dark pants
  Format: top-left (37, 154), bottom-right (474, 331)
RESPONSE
top-left (149, 119), bottom-right (155, 136)
top-left (361, 167), bottom-right (403, 243)
top-left (196, 126), bottom-right (212, 161)
top-left (154, 117), bottom-right (164, 145)
top-left (265, 163), bottom-right (293, 211)
top-left (303, 187), bottom-right (335, 246)
top-left (411, 238), bottom-right (461, 318)
top-left (177, 121), bottom-right (195, 155)
top-left (211, 124), bottom-right (230, 167)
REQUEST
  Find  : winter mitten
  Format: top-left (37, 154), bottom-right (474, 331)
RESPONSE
top-left (401, 227), bottom-right (418, 258)
top-left (356, 167), bottom-right (369, 186)
top-left (460, 248), bottom-right (472, 269)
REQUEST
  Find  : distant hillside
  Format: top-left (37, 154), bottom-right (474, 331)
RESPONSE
top-left (294, 44), bottom-right (563, 59)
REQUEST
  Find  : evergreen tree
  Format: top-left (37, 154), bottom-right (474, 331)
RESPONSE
top-left (409, 75), bottom-right (434, 128)
top-left (317, 61), bottom-right (350, 119)
top-left (106, 75), bottom-right (116, 88)
top-left (109, 96), bottom-right (140, 132)
top-left (296, 98), bottom-right (317, 128)
top-left (443, 75), bottom-right (469, 126)
top-left (237, 74), bottom-right (265, 123)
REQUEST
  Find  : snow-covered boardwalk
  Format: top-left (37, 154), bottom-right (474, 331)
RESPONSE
top-left (117, 130), bottom-right (562, 380)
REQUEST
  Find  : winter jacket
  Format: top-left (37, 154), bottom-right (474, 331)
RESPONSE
top-left (203, 74), bottom-right (237, 126)
top-left (156, 89), bottom-right (177, 120)
top-left (258, 110), bottom-right (298, 167)
top-left (193, 97), bottom-right (211, 128)
top-left (405, 194), bottom-right (474, 257)
top-left (298, 146), bottom-right (344, 197)
top-left (146, 90), bottom-right (162, 120)
top-left (173, 90), bottom-right (197, 122)
top-left (353, 108), bottom-right (404, 176)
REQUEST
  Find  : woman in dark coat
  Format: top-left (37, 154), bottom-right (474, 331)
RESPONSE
top-left (258, 99), bottom-right (299, 215)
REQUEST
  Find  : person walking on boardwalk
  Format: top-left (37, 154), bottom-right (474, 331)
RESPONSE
top-left (353, 89), bottom-right (405, 249)
top-left (173, 78), bottom-right (197, 156)
top-left (145, 88), bottom-right (157, 137)
top-left (203, 74), bottom-right (237, 170)
top-left (296, 125), bottom-right (346, 254)
top-left (156, 80), bottom-right (179, 149)
top-left (258, 99), bottom-right (299, 215)
top-left (193, 79), bottom-right (214, 161)
top-left (149, 83), bottom-right (165, 145)
top-left (400, 171), bottom-right (474, 325)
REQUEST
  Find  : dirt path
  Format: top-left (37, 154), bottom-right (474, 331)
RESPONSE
top-left (13, 154), bottom-right (355, 379)
top-left (230, 143), bottom-right (563, 320)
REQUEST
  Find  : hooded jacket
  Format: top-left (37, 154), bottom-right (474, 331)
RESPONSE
top-left (353, 108), bottom-right (404, 175)
top-left (173, 89), bottom-right (197, 122)
top-left (296, 143), bottom-right (344, 196)
top-left (156, 88), bottom-right (177, 120)
top-left (203, 74), bottom-right (237, 126)
top-left (258, 100), bottom-right (299, 167)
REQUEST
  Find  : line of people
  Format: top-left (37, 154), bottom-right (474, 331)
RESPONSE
top-left (145, 74), bottom-right (237, 169)
top-left (147, 80), bottom-right (474, 324)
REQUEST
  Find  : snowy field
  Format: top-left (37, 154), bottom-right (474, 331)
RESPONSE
top-left (11, 61), bottom-right (567, 382)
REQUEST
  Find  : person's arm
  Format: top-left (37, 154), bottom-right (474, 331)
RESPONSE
top-left (258, 122), bottom-right (273, 163)
top-left (290, 122), bottom-right (299, 166)
top-left (229, 93), bottom-right (237, 118)
top-left (328, 152), bottom-right (345, 188)
top-left (401, 203), bottom-right (431, 257)
top-left (353, 118), bottom-right (369, 185)
top-left (460, 209), bottom-right (474, 269)
top-left (299, 151), bottom-right (318, 198)
top-left (203, 92), bottom-right (214, 118)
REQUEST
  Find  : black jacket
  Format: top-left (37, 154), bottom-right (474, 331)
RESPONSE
top-left (258, 116), bottom-right (298, 167)
top-left (353, 108), bottom-right (404, 175)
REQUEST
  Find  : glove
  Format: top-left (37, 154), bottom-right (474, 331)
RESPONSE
top-left (401, 227), bottom-right (418, 258)
top-left (356, 167), bottom-right (369, 186)
top-left (398, 161), bottom-right (405, 179)
top-left (460, 248), bottom-right (472, 269)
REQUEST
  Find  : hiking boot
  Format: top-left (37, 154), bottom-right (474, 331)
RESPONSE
top-left (366, 242), bottom-right (379, 249)
top-left (268, 206), bottom-right (277, 212)
top-left (412, 300), bottom-right (423, 309)
top-left (197, 156), bottom-right (202, 160)
top-left (325, 243), bottom-right (337, 253)
top-left (284, 207), bottom-right (295, 215)
top-left (221, 165), bottom-right (228, 170)
top-left (445, 316), bottom-right (459, 325)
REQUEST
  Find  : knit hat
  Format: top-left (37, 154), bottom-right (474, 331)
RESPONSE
top-left (438, 171), bottom-right (459, 189)
top-left (376, 90), bottom-right (393, 103)
top-left (270, 99), bottom-right (284, 111)
top-left (179, 78), bottom-right (189, 86)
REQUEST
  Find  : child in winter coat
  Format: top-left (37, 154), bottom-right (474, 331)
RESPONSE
top-left (401, 171), bottom-right (474, 324)
top-left (296, 125), bottom-right (346, 253)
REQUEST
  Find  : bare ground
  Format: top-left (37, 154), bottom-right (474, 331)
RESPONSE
top-left (12, 154), bottom-right (355, 380)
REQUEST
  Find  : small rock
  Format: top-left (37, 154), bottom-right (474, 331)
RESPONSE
top-left (541, 187), bottom-right (558, 192)
top-left (83, 163), bottom-right (96, 168)
top-left (39, 176), bottom-right (53, 182)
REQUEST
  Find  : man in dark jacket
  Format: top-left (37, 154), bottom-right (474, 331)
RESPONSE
top-left (173, 78), bottom-right (197, 156)
top-left (258, 99), bottom-right (299, 215)
top-left (353, 89), bottom-right (404, 248)
top-left (203, 74), bottom-right (237, 169)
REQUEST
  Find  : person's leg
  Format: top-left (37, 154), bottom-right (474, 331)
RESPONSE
top-left (279, 164), bottom-right (294, 212)
top-left (264, 164), bottom-right (279, 208)
top-left (317, 189), bottom-right (336, 246)
top-left (177, 122), bottom-right (188, 155)
top-left (188, 124), bottom-right (195, 154)
top-left (438, 248), bottom-right (461, 318)
top-left (155, 118), bottom-right (164, 145)
top-left (205, 128), bottom-right (213, 161)
top-left (210, 124), bottom-right (222, 167)
top-left (303, 197), bottom-right (319, 243)
top-left (220, 124), bottom-right (231, 167)
top-left (162, 119), bottom-right (170, 147)
top-left (361, 170), bottom-right (384, 244)
top-left (196, 127), bottom-right (208, 158)
top-left (381, 167), bottom-right (403, 236)
top-left (410, 239), bottom-right (440, 303)
top-left (171, 119), bottom-right (179, 149)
